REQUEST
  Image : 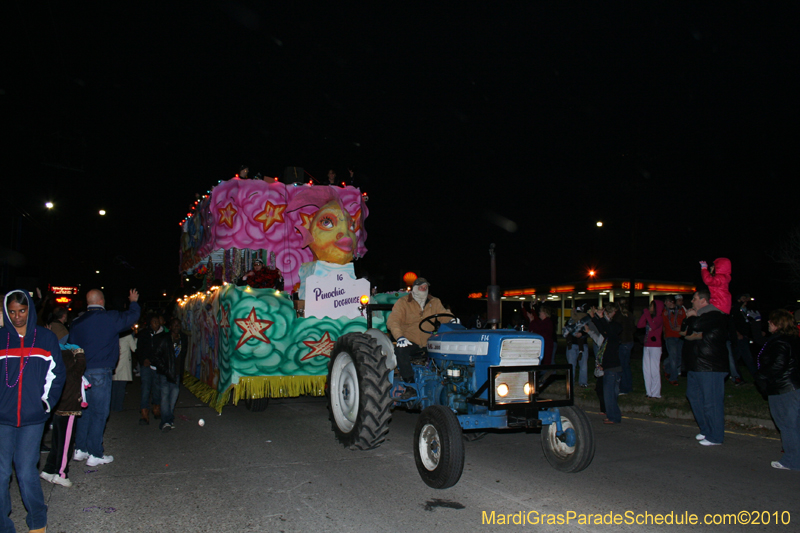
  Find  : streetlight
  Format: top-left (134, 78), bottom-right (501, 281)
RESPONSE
top-left (596, 221), bottom-right (603, 227)
top-left (99, 210), bottom-right (106, 216)
top-left (45, 202), bottom-right (54, 209)
top-left (588, 269), bottom-right (596, 278)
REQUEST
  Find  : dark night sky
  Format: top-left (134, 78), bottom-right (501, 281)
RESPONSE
top-left (2, 1), bottom-right (798, 312)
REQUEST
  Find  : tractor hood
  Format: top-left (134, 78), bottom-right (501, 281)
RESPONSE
top-left (427, 323), bottom-right (545, 367)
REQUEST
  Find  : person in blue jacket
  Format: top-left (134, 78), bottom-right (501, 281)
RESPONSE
top-left (0, 290), bottom-right (66, 533)
top-left (69, 288), bottom-right (140, 467)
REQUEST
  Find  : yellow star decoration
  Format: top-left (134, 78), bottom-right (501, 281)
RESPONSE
top-left (234, 307), bottom-right (274, 350)
top-left (219, 304), bottom-right (231, 339)
top-left (217, 201), bottom-right (238, 228)
top-left (254, 200), bottom-right (287, 233)
top-left (301, 331), bottom-right (335, 361)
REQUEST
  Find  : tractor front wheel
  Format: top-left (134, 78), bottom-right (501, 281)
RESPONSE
top-left (328, 333), bottom-right (392, 450)
top-left (540, 406), bottom-right (595, 473)
top-left (414, 405), bottom-right (465, 489)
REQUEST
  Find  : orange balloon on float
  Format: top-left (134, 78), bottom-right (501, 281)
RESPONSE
top-left (403, 272), bottom-right (418, 286)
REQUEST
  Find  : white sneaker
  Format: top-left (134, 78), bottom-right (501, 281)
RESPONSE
top-left (73, 449), bottom-right (89, 461)
top-left (695, 434), bottom-right (706, 441)
top-left (40, 471), bottom-right (73, 487)
top-left (699, 439), bottom-right (721, 446)
top-left (772, 461), bottom-right (791, 470)
top-left (86, 454), bottom-right (114, 466)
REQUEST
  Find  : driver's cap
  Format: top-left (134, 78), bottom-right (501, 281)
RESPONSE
top-left (413, 277), bottom-right (429, 287)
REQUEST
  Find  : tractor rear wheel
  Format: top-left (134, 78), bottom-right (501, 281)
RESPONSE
top-left (414, 405), bottom-right (465, 489)
top-left (328, 333), bottom-right (392, 450)
top-left (540, 406), bottom-right (594, 472)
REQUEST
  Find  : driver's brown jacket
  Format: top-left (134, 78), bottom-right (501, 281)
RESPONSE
top-left (387, 293), bottom-right (451, 347)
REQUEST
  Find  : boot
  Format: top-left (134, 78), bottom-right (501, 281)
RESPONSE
top-left (152, 404), bottom-right (161, 419)
top-left (139, 408), bottom-right (149, 426)
top-left (29, 527), bottom-right (46, 533)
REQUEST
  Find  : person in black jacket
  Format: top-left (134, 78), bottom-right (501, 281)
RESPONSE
top-left (684, 290), bottom-right (729, 446)
top-left (136, 316), bottom-right (165, 425)
top-left (153, 319), bottom-right (187, 432)
top-left (754, 310), bottom-right (800, 471)
top-left (590, 303), bottom-right (624, 425)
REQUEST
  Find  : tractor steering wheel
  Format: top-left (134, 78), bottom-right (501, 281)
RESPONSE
top-left (419, 313), bottom-right (457, 335)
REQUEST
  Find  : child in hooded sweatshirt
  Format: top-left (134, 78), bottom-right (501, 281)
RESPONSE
top-left (700, 258), bottom-right (732, 314)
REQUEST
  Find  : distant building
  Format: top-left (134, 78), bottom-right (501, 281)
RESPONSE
top-left (468, 278), bottom-right (696, 330)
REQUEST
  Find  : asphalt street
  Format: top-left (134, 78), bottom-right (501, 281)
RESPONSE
top-left (10, 382), bottom-right (797, 532)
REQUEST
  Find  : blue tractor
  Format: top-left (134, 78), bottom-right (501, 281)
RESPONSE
top-left (327, 312), bottom-right (596, 489)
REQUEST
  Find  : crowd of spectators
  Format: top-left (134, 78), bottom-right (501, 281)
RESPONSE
top-left (0, 286), bottom-right (192, 530)
top-left (519, 257), bottom-right (800, 471)
top-left (1, 255), bottom-right (799, 529)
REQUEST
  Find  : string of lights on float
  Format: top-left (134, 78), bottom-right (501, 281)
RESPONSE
top-left (176, 281), bottom-right (284, 308)
top-left (178, 174), bottom-right (369, 227)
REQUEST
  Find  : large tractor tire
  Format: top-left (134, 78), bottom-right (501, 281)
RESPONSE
top-left (540, 405), bottom-right (595, 473)
top-left (414, 405), bottom-right (465, 489)
top-left (245, 397), bottom-right (270, 412)
top-left (328, 332), bottom-right (392, 450)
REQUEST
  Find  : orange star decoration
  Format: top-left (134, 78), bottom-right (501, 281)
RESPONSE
top-left (298, 212), bottom-right (314, 231)
top-left (301, 331), bottom-right (335, 361)
top-left (254, 200), bottom-right (287, 233)
top-left (217, 201), bottom-right (238, 228)
top-left (219, 304), bottom-right (231, 339)
top-left (351, 208), bottom-right (363, 234)
top-left (234, 307), bottom-right (274, 350)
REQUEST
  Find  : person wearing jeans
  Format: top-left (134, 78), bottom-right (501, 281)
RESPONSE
top-left (617, 298), bottom-right (636, 394)
top-left (563, 304), bottom-right (592, 388)
top-left (603, 370), bottom-right (622, 423)
top-left (686, 370), bottom-right (727, 444)
top-left (566, 342), bottom-right (589, 388)
top-left (0, 424), bottom-right (49, 531)
top-left (0, 289), bottom-right (66, 533)
top-left (684, 290), bottom-right (730, 446)
top-left (663, 295), bottom-right (686, 385)
top-left (136, 316), bottom-right (165, 425)
top-left (154, 319), bottom-right (187, 431)
top-left (618, 341), bottom-right (634, 394)
top-left (70, 288), bottom-right (140, 465)
top-left (74, 367), bottom-right (113, 464)
top-left (589, 303), bottom-right (623, 424)
top-left (139, 366), bottom-right (161, 421)
top-left (754, 310), bottom-right (800, 470)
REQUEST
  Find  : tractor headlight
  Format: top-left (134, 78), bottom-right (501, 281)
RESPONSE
top-left (496, 383), bottom-right (510, 397)
top-left (491, 369), bottom-right (534, 405)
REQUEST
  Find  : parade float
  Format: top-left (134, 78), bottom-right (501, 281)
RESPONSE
top-left (176, 175), bottom-right (401, 412)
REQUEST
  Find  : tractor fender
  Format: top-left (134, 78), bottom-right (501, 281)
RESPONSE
top-left (365, 328), bottom-right (396, 371)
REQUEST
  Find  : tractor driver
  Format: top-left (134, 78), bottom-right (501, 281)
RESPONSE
top-left (387, 278), bottom-right (454, 399)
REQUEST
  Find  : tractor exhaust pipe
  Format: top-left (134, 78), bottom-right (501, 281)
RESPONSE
top-left (486, 243), bottom-right (501, 329)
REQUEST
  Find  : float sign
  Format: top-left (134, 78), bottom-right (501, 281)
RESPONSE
top-left (304, 273), bottom-right (370, 320)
